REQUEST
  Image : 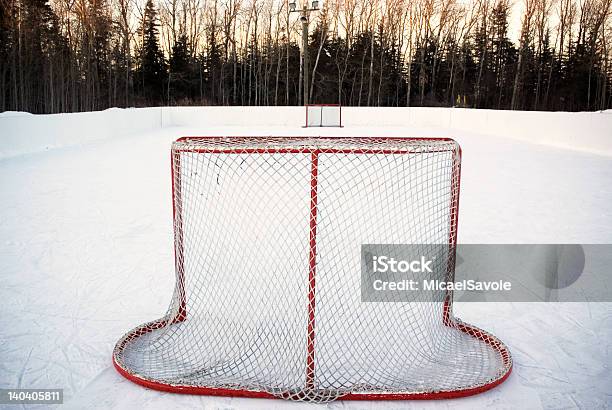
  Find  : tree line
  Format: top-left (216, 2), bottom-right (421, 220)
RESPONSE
top-left (1, 0), bottom-right (610, 113)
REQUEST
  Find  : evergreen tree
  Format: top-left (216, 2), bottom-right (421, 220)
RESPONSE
top-left (137, 0), bottom-right (166, 104)
top-left (202, 29), bottom-right (223, 104)
top-left (535, 31), bottom-right (554, 109)
top-left (490, 2), bottom-right (517, 108)
top-left (18, 0), bottom-right (65, 112)
top-left (169, 33), bottom-right (193, 103)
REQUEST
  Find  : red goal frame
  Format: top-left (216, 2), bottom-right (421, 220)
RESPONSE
top-left (113, 136), bottom-right (512, 400)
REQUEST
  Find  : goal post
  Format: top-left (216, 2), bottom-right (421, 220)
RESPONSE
top-left (305, 104), bottom-right (342, 127)
top-left (113, 136), bottom-right (512, 402)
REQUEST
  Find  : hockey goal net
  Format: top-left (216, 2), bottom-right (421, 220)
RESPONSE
top-left (113, 137), bottom-right (512, 402)
top-left (305, 104), bottom-right (342, 127)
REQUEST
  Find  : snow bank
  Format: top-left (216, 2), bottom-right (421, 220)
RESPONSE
top-left (1, 106), bottom-right (610, 159)
top-left (166, 106), bottom-right (611, 155)
top-left (0, 107), bottom-right (162, 159)
top-left (0, 111), bottom-right (33, 117)
top-left (448, 108), bottom-right (612, 155)
top-left (163, 106), bottom-right (303, 127)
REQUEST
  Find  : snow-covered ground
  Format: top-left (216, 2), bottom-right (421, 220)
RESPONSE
top-left (1, 108), bottom-right (611, 409)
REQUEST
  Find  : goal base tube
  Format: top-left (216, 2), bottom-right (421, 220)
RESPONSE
top-left (113, 314), bottom-right (512, 400)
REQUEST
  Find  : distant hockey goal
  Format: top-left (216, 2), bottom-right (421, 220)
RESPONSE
top-left (113, 136), bottom-right (512, 402)
top-left (305, 104), bottom-right (342, 127)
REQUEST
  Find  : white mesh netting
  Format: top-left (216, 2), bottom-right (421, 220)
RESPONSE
top-left (113, 137), bottom-right (512, 402)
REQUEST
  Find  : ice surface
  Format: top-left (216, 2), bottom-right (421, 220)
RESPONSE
top-left (0, 109), bottom-right (611, 409)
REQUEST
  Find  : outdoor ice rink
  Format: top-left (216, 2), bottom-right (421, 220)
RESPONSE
top-left (1, 107), bottom-right (611, 409)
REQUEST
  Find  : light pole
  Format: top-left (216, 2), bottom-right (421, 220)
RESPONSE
top-left (289, 0), bottom-right (320, 106)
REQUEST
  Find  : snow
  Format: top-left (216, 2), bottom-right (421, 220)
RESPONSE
top-left (0, 107), bottom-right (611, 409)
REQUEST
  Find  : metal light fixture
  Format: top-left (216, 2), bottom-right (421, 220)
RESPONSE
top-left (288, 0), bottom-right (297, 11)
top-left (311, 0), bottom-right (319, 9)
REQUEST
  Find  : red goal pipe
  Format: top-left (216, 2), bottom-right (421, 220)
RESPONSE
top-left (443, 145), bottom-right (461, 327)
top-left (306, 150), bottom-right (320, 389)
top-left (170, 151), bottom-right (187, 322)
